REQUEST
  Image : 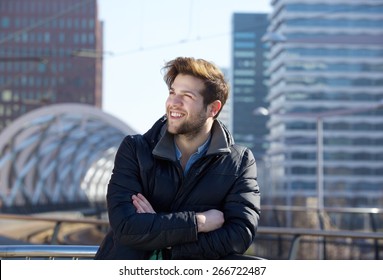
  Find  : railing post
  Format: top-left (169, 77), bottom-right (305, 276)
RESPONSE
top-left (369, 212), bottom-right (379, 259)
top-left (50, 221), bottom-right (62, 245)
top-left (317, 209), bottom-right (327, 260)
top-left (288, 235), bottom-right (301, 260)
top-left (272, 208), bottom-right (284, 257)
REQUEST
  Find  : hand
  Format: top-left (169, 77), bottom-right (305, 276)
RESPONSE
top-left (196, 209), bottom-right (224, 233)
top-left (132, 193), bottom-right (156, 214)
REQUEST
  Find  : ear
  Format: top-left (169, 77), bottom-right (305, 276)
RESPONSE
top-left (208, 100), bottom-right (222, 118)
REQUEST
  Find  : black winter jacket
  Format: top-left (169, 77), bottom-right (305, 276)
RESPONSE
top-left (95, 116), bottom-right (260, 259)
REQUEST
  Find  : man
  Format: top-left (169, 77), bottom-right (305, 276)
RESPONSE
top-left (95, 57), bottom-right (260, 259)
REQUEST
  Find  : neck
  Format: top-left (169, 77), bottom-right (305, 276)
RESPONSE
top-left (175, 120), bottom-right (213, 156)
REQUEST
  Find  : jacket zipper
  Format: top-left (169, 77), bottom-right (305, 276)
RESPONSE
top-left (171, 155), bottom-right (218, 211)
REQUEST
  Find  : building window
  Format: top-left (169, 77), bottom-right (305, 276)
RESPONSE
top-left (234, 32), bottom-right (256, 39)
top-left (234, 78), bottom-right (255, 85)
top-left (234, 69), bottom-right (256, 76)
top-left (44, 32), bottom-right (50, 43)
top-left (1, 17), bottom-right (10, 28)
top-left (234, 42), bottom-right (256, 49)
top-left (1, 89), bottom-right (12, 102)
top-left (59, 33), bottom-right (65, 43)
top-left (234, 51), bottom-right (256, 58)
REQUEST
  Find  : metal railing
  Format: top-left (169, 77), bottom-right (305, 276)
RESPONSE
top-left (257, 226), bottom-right (383, 260)
top-left (0, 205), bottom-right (382, 259)
top-left (257, 205), bottom-right (383, 259)
top-left (1, 228), bottom-right (382, 260)
top-left (0, 212), bottom-right (107, 245)
top-left (261, 205), bottom-right (383, 231)
top-left (0, 245), bottom-right (98, 259)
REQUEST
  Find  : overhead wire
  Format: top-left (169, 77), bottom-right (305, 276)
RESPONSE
top-left (112, 2), bottom-right (383, 58)
top-left (1, 1), bottom-right (382, 58)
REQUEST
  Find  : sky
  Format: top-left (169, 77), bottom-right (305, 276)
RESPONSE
top-left (98, 0), bottom-right (272, 133)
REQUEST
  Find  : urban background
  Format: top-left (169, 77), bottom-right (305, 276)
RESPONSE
top-left (0, 0), bottom-right (382, 260)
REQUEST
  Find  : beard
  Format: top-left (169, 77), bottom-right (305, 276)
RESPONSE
top-left (167, 110), bottom-right (208, 139)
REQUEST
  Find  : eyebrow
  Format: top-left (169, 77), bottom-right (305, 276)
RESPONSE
top-left (170, 87), bottom-right (199, 96)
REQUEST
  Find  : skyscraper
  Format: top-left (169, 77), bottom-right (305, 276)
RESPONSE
top-left (0, 0), bottom-right (103, 132)
top-left (217, 67), bottom-right (232, 132)
top-left (232, 13), bottom-right (270, 159)
top-left (265, 0), bottom-right (383, 207)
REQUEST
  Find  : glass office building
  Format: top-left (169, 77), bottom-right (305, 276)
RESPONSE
top-left (217, 68), bottom-right (232, 132)
top-left (265, 0), bottom-right (383, 207)
top-left (232, 13), bottom-right (270, 159)
top-left (0, 0), bottom-right (103, 133)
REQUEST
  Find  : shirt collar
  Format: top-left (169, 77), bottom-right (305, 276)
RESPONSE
top-left (175, 134), bottom-right (211, 160)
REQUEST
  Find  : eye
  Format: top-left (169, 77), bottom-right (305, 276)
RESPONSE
top-left (184, 93), bottom-right (193, 98)
top-left (184, 91), bottom-right (197, 99)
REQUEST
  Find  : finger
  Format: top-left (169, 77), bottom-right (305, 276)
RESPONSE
top-left (137, 193), bottom-right (150, 205)
top-left (132, 194), bottom-right (155, 213)
top-left (132, 197), bottom-right (144, 213)
top-left (136, 193), bottom-right (155, 213)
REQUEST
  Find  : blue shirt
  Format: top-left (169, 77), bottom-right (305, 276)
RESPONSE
top-left (175, 135), bottom-right (211, 175)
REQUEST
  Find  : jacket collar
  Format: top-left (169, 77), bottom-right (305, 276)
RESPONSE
top-left (147, 116), bottom-right (233, 161)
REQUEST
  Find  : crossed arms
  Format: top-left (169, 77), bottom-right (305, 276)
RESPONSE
top-left (132, 193), bottom-right (224, 233)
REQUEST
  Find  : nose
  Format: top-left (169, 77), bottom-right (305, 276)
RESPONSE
top-left (167, 94), bottom-right (182, 107)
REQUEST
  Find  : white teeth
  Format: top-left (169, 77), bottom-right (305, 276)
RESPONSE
top-left (170, 112), bottom-right (183, 117)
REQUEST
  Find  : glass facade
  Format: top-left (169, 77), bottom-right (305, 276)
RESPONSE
top-left (0, 0), bottom-right (103, 133)
top-left (266, 0), bottom-right (383, 207)
top-left (0, 104), bottom-right (136, 210)
top-left (232, 13), bottom-right (270, 159)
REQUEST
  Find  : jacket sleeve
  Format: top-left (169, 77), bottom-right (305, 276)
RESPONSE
top-left (107, 136), bottom-right (198, 250)
top-left (170, 148), bottom-right (261, 259)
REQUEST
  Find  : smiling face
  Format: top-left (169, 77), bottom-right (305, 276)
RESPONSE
top-left (165, 74), bottom-right (211, 137)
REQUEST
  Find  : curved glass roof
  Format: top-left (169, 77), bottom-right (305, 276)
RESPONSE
top-left (0, 103), bottom-right (136, 209)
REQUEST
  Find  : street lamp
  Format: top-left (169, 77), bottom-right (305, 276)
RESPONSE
top-left (254, 100), bottom-right (383, 210)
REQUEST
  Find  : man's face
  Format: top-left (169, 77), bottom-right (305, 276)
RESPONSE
top-left (165, 74), bottom-right (209, 136)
